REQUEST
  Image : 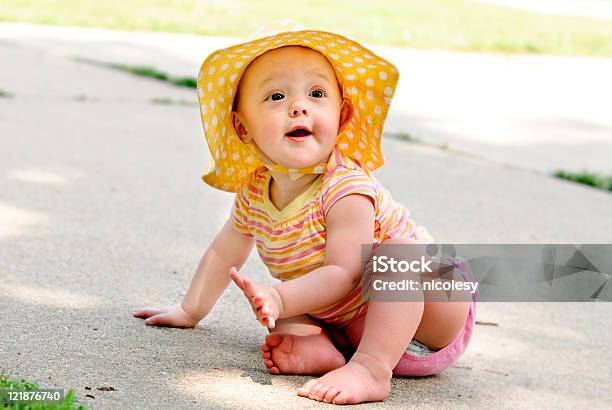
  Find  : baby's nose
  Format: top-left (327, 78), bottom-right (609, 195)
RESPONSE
top-left (289, 101), bottom-right (308, 117)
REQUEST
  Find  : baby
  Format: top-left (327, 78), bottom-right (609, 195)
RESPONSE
top-left (134, 29), bottom-right (475, 405)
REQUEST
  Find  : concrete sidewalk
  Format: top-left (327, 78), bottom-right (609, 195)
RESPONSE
top-left (1, 23), bottom-right (611, 175)
top-left (1, 34), bottom-right (612, 409)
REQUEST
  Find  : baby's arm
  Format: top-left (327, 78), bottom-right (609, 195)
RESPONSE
top-left (133, 216), bottom-right (254, 327)
top-left (276, 194), bottom-right (375, 316)
top-left (231, 194), bottom-right (374, 327)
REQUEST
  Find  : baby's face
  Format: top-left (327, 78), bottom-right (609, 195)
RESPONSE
top-left (232, 46), bottom-right (351, 170)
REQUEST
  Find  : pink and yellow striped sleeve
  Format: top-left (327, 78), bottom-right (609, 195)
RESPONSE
top-left (231, 183), bottom-right (254, 237)
top-left (320, 169), bottom-right (378, 218)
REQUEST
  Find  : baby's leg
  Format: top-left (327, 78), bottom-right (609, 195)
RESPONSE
top-left (298, 300), bottom-right (423, 404)
top-left (296, 236), bottom-right (474, 404)
top-left (299, 299), bottom-right (471, 404)
top-left (262, 314), bottom-right (346, 375)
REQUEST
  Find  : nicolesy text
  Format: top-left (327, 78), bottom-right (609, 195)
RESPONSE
top-left (372, 255), bottom-right (433, 273)
top-left (372, 279), bottom-right (479, 294)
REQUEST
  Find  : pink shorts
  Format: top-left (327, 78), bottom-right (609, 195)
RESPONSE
top-left (342, 300), bottom-right (476, 377)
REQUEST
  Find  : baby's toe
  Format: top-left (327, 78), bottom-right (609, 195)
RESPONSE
top-left (264, 332), bottom-right (284, 348)
top-left (323, 387), bottom-right (340, 403)
top-left (297, 379), bottom-right (318, 397)
top-left (308, 383), bottom-right (325, 400)
top-left (313, 384), bottom-right (331, 401)
top-left (332, 390), bottom-right (350, 405)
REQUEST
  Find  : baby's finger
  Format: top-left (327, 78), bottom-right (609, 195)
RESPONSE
top-left (132, 308), bottom-right (163, 318)
top-left (230, 267), bottom-right (246, 290)
top-left (145, 312), bottom-right (188, 327)
top-left (260, 304), bottom-right (271, 317)
top-left (253, 294), bottom-right (265, 309)
top-left (242, 276), bottom-right (257, 298)
top-left (259, 306), bottom-right (274, 328)
top-left (249, 302), bottom-right (259, 315)
top-left (144, 313), bottom-right (171, 326)
top-left (265, 316), bottom-right (275, 329)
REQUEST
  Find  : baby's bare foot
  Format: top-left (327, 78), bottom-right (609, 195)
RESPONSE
top-left (297, 351), bottom-right (392, 404)
top-left (261, 332), bottom-right (346, 375)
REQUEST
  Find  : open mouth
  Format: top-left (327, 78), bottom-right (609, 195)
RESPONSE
top-left (285, 127), bottom-right (312, 138)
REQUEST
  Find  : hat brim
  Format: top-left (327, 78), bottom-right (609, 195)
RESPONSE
top-left (197, 29), bottom-right (398, 192)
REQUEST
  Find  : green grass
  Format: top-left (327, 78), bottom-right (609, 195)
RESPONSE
top-left (386, 131), bottom-right (450, 150)
top-left (150, 97), bottom-right (195, 106)
top-left (0, 89), bottom-right (14, 98)
top-left (555, 170), bottom-right (612, 192)
top-left (108, 64), bottom-right (196, 89)
top-left (386, 131), bottom-right (421, 143)
top-left (117, 65), bottom-right (168, 81)
top-left (1, 0), bottom-right (612, 57)
top-left (95, 63), bottom-right (198, 102)
top-left (75, 60), bottom-right (197, 95)
top-left (0, 372), bottom-right (85, 410)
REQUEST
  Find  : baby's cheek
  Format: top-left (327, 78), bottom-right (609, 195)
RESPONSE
top-left (318, 115), bottom-right (341, 137)
top-left (255, 123), bottom-right (283, 140)
top-left (324, 126), bottom-right (342, 146)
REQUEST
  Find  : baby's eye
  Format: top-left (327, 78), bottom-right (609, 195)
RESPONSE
top-left (268, 92), bottom-right (284, 101)
top-left (310, 89), bottom-right (326, 98)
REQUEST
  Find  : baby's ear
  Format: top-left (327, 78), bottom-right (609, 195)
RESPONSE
top-left (232, 111), bottom-right (251, 144)
top-left (338, 98), bottom-right (354, 133)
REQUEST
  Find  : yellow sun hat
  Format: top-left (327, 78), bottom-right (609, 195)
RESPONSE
top-left (197, 27), bottom-right (399, 192)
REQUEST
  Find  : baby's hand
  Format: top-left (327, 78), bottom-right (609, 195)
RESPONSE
top-left (132, 304), bottom-right (198, 328)
top-left (230, 267), bottom-right (283, 329)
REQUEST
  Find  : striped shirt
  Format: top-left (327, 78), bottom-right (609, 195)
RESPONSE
top-left (231, 146), bottom-right (433, 326)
